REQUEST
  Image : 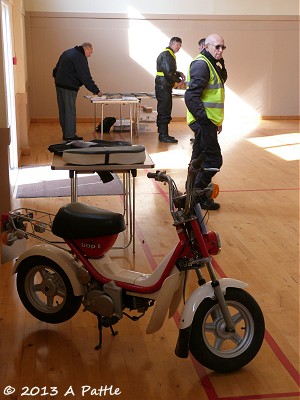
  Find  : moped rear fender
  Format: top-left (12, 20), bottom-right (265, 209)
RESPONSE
top-left (180, 278), bottom-right (247, 330)
top-left (13, 244), bottom-right (85, 296)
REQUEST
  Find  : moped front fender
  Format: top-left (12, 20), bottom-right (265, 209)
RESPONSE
top-left (175, 278), bottom-right (247, 358)
top-left (180, 278), bottom-right (247, 330)
top-left (13, 244), bottom-right (85, 296)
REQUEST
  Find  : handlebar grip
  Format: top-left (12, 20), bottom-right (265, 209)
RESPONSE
top-left (191, 153), bottom-right (206, 170)
top-left (147, 170), bottom-right (169, 182)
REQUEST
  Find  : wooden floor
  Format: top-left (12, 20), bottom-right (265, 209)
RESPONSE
top-left (0, 118), bottom-right (299, 399)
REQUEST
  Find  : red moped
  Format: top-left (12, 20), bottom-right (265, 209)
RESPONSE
top-left (1, 154), bottom-right (265, 373)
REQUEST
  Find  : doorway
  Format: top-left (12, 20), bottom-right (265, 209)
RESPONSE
top-left (1, 0), bottom-right (18, 172)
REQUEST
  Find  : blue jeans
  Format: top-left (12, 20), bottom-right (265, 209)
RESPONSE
top-left (56, 87), bottom-right (77, 139)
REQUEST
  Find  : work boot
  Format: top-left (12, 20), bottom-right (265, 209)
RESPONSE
top-left (159, 134), bottom-right (178, 143)
top-left (63, 134), bottom-right (83, 142)
top-left (200, 198), bottom-right (220, 210)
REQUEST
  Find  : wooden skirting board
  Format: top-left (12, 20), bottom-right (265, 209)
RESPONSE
top-left (30, 116), bottom-right (300, 123)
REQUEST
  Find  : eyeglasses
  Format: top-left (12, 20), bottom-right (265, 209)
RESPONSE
top-left (208, 43), bottom-right (226, 50)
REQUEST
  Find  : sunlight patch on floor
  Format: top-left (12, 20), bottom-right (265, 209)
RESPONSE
top-left (247, 133), bottom-right (300, 161)
top-left (149, 149), bottom-right (190, 170)
top-left (18, 165), bottom-right (82, 184)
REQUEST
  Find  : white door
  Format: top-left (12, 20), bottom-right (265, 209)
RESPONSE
top-left (1, 0), bottom-right (18, 170)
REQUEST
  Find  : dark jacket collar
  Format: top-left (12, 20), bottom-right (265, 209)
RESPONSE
top-left (202, 49), bottom-right (226, 83)
top-left (74, 46), bottom-right (85, 56)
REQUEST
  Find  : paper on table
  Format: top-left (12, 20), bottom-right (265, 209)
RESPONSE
top-left (122, 96), bottom-right (138, 101)
top-left (172, 89), bottom-right (186, 96)
top-left (85, 94), bottom-right (138, 101)
top-left (66, 140), bottom-right (98, 148)
top-left (84, 95), bottom-right (107, 100)
top-left (91, 96), bottom-right (108, 101)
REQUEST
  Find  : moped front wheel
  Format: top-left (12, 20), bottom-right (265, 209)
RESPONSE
top-left (16, 256), bottom-right (83, 323)
top-left (189, 287), bottom-right (265, 373)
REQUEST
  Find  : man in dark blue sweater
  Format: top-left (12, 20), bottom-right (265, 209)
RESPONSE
top-left (53, 42), bottom-right (102, 141)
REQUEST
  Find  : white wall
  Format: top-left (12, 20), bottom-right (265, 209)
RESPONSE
top-left (25, 12), bottom-right (299, 119)
top-left (22, 1), bottom-right (300, 120)
top-left (24, 0), bottom-right (299, 16)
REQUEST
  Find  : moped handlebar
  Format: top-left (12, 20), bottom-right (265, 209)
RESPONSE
top-left (147, 171), bottom-right (169, 182)
top-left (146, 172), bottom-right (157, 179)
top-left (147, 153), bottom-right (219, 221)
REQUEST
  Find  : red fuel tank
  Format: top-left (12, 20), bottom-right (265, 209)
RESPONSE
top-left (73, 234), bottom-right (119, 258)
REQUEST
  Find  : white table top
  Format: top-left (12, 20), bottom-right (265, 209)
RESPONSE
top-left (51, 151), bottom-right (155, 172)
top-left (84, 95), bottom-right (139, 104)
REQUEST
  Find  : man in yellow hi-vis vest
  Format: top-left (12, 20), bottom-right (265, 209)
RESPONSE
top-left (155, 37), bottom-right (186, 143)
top-left (185, 33), bottom-right (227, 210)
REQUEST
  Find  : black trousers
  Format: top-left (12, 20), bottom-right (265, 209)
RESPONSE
top-left (189, 120), bottom-right (223, 189)
top-left (155, 82), bottom-right (173, 135)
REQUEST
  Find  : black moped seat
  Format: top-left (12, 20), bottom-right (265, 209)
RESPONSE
top-left (52, 202), bottom-right (126, 239)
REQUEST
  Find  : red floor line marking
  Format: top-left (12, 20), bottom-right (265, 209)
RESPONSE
top-left (264, 330), bottom-right (300, 387)
top-left (136, 175), bottom-right (299, 399)
top-left (135, 223), bottom-right (219, 399)
top-left (220, 393), bottom-right (300, 400)
top-left (134, 223), bottom-right (158, 271)
top-left (219, 392), bottom-right (300, 400)
top-left (220, 187), bottom-right (299, 193)
top-left (136, 175), bottom-right (219, 398)
top-left (212, 257), bottom-right (300, 388)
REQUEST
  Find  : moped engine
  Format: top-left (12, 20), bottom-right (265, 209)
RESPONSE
top-left (83, 289), bottom-right (114, 316)
top-left (83, 281), bottom-right (123, 319)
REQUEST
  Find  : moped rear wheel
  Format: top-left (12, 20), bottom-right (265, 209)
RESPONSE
top-left (189, 287), bottom-right (265, 373)
top-left (16, 256), bottom-right (83, 323)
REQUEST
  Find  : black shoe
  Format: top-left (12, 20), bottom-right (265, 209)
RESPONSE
top-left (200, 198), bottom-right (220, 210)
top-left (63, 135), bottom-right (83, 141)
top-left (159, 134), bottom-right (178, 143)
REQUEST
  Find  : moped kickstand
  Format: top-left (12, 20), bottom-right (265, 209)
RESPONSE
top-left (94, 313), bottom-right (119, 350)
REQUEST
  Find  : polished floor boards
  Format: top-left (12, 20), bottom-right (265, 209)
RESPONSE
top-left (0, 118), bottom-right (299, 399)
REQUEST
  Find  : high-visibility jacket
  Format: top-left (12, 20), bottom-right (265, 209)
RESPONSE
top-left (156, 48), bottom-right (176, 77)
top-left (186, 54), bottom-right (224, 126)
top-left (156, 47), bottom-right (182, 87)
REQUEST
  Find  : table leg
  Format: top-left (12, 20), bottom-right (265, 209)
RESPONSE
top-left (69, 170), bottom-right (78, 202)
top-left (122, 172), bottom-right (128, 225)
top-left (112, 170), bottom-right (136, 252)
top-left (127, 171), bottom-right (133, 250)
top-left (120, 104), bottom-right (123, 132)
top-left (94, 103), bottom-right (97, 131)
top-left (129, 104), bottom-right (133, 143)
top-left (101, 104), bottom-right (104, 140)
top-left (135, 101), bottom-right (140, 137)
top-left (132, 170), bottom-right (136, 252)
top-left (68, 169), bottom-right (137, 252)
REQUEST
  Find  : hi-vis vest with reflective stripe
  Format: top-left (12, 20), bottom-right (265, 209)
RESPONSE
top-left (186, 54), bottom-right (224, 126)
top-left (156, 48), bottom-right (176, 76)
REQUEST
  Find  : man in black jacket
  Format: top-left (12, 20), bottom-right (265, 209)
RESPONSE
top-left (53, 42), bottom-right (102, 141)
top-left (155, 37), bottom-right (186, 143)
top-left (185, 34), bottom-right (227, 210)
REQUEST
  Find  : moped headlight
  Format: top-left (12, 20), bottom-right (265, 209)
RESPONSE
top-left (203, 231), bottom-right (221, 255)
